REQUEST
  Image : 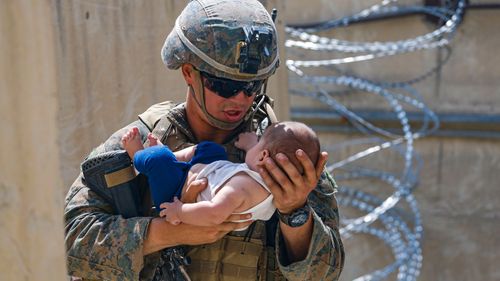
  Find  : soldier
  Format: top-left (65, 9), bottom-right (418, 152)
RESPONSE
top-left (64, 0), bottom-right (344, 280)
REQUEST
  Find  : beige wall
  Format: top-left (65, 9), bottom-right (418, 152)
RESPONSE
top-left (317, 133), bottom-right (500, 281)
top-left (0, 0), bottom-right (288, 280)
top-left (0, 1), bottom-right (67, 280)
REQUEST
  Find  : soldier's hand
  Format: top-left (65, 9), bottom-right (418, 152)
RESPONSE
top-left (181, 177), bottom-right (207, 203)
top-left (145, 218), bottom-right (253, 254)
top-left (259, 150), bottom-right (328, 214)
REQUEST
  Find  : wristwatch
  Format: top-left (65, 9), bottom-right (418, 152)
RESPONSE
top-left (277, 203), bottom-right (311, 227)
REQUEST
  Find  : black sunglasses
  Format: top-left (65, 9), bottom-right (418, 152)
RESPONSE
top-left (199, 71), bottom-right (264, 99)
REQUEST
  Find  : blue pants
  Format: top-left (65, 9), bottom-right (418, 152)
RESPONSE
top-left (133, 141), bottom-right (227, 211)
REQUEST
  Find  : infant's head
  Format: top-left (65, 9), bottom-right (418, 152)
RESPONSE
top-left (246, 121), bottom-right (320, 174)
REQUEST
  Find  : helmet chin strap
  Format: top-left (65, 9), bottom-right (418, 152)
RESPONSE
top-left (189, 70), bottom-right (246, 131)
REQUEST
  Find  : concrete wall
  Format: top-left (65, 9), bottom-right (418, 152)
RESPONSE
top-left (0, 1), bottom-right (67, 280)
top-left (314, 134), bottom-right (500, 281)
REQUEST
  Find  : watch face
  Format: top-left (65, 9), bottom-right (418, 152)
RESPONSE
top-left (289, 211), bottom-right (309, 227)
top-left (278, 204), bottom-right (311, 227)
top-left (287, 206), bottom-right (310, 227)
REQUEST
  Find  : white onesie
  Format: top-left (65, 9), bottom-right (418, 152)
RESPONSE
top-left (195, 160), bottom-right (275, 229)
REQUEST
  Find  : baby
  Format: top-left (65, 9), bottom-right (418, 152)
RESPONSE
top-left (122, 121), bottom-right (320, 228)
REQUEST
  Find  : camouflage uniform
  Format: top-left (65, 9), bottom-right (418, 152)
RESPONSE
top-left (65, 1), bottom-right (344, 280)
top-left (65, 102), bottom-right (344, 281)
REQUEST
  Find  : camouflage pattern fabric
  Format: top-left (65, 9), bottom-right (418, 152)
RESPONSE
top-left (65, 120), bottom-right (159, 281)
top-left (161, 0), bottom-right (279, 82)
top-left (64, 102), bottom-right (344, 280)
top-left (276, 171), bottom-right (345, 280)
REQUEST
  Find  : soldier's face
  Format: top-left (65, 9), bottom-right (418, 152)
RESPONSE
top-left (203, 86), bottom-right (256, 124)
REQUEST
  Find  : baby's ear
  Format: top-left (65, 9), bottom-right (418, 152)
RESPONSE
top-left (259, 149), bottom-right (270, 162)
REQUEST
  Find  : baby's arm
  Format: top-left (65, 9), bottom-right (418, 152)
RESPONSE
top-left (173, 145), bottom-right (196, 162)
top-left (160, 175), bottom-right (255, 225)
top-left (235, 132), bottom-right (259, 152)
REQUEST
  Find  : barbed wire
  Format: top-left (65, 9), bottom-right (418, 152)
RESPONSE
top-left (285, 0), bottom-right (465, 280)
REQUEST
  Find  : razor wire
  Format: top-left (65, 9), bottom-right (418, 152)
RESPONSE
top-left (285, 0), bottom-right (465, 280)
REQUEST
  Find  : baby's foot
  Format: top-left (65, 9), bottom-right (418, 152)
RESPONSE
top-left (147, 133), bottom-right (159, 147)
top-left (121, 127), bottom-right (144, 159)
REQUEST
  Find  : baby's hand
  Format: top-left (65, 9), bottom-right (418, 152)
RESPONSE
top-left (159, 197), bottom-right (182, 225)
top-left (235, 132), bottom-right (258, 151)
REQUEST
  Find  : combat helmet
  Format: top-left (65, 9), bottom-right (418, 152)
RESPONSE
top-left (161, 0), bottom-right (280, 82)
top-left (161, 0), bottom-right (280, 130)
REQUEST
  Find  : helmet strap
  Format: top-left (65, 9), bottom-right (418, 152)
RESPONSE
top-left (243, 78), bottom-right (278, 124)
top-left (189, 70), bottom-right (245, 130)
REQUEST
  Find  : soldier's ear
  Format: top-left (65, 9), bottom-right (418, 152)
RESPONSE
top-left (181, 64), bottom-right (196, 85)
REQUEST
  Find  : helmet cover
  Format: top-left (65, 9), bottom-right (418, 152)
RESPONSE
top-left (161, 0), bottom-right (280, 81)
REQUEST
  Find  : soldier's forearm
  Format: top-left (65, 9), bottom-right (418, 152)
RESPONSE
top-left (144, 218), bottom-right (180, 255)
top-left (144, 218), bottom-right (247, 255)
top-left (65, 187), bottom-right (151, 280)
top-left (277, 211), bottom-right (344, 281)
top-left (278, 213), bottom-right (313, 264)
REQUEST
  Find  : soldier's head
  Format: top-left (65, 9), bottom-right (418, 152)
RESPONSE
top-left (245, 121), bottom-right (320, 175)
top-left (161, 0), bottom-right (280, 130)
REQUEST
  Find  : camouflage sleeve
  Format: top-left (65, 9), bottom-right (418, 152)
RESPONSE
top-left (276, 171), bottom-right (345, 281)
top-left (64, 120), bottom-right (155, 281)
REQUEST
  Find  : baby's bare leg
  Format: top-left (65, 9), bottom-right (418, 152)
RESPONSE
top-left (121, 127), bottom-right (144, 159)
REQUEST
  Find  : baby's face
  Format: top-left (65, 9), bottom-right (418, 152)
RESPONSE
top-left (245, 138), bottom-right (266, 172)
